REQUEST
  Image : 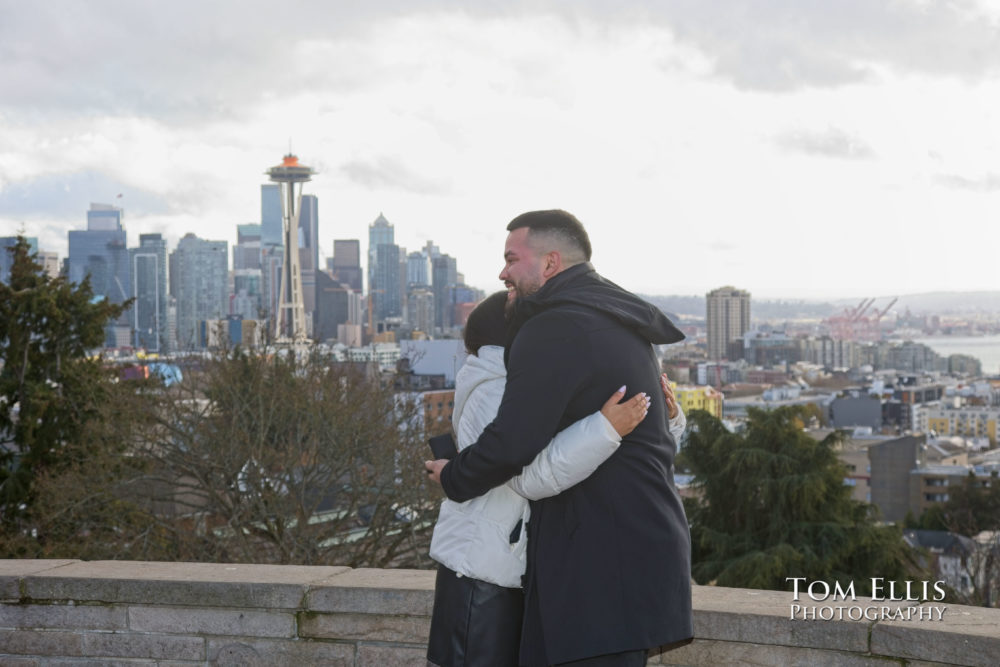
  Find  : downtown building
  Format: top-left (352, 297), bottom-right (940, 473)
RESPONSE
top-left (129, 233), bottom-right (170, 352)
top-left (68, 203), bottom-right (131, 347)
top-left (231, 223), bottom-right (264, 322)
top-left (170, 233), bottom-right (228, 350)
top-left (431, 253), bottom-right (458, 333)
top-left (706, 285), bottom-right (751, 361)
top-left (367, 214), bottom-right (403, 333)
top-left (329, 239), bottom-right (363, 292)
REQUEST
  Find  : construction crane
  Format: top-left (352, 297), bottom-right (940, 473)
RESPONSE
top-left (824, 296), bottom-right (897, 341)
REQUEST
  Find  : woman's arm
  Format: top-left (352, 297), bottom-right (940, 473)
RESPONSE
top-left (662, 373), bottom-right (687, 443)
top-left (506, 388), bottom-right (649, 500)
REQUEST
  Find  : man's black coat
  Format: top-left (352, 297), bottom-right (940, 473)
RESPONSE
top-left (441, 263), bottom-right (693, 665)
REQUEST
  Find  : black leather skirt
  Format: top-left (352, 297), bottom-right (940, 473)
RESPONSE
top-left (427, 564), bottom-right (524, 667)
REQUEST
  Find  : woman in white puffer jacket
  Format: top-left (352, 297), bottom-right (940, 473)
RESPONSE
top-left (427, 291), bottom-right (686, 667)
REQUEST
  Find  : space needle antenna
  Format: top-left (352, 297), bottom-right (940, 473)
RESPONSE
top-left (266, 152), bottom-right (315, 344)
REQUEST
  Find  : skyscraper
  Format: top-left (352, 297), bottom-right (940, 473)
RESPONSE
top-left (37, 251), bottom-right (59, 279)
top-left (260, 184), bottom-right (282, 248)
top-left (406, 250), bottom-right (431, 287)
top-left (368, 214), bottom-right (401, 324)
top-left (233, 224), bottom-right (262, 271)
top-left (232, 225), bottom-right (265, 321)
top-left (130, 233), bottom-right (169, 352)
top-left (407, 287), bottom-right (435, 335)
top-left (431, 254), bottom-right (457, 331)
top-left (314, 270), bottom-right (362, 343)
top-left (367, 213), bottom-right (393, 290)
top-left (68, 203), bottom-right (130, 347)
top-left (170, 233), bottom-right (229, 349)
top-left (372, 242), bottom-right (402, 320)
top-left (331, 239), bottom-right (362, 292)
top-left (299, 194), bottom-right (318, 316)
top-left (706, 286), bottom-right (751, 361)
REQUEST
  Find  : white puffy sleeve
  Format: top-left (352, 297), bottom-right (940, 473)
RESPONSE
top-left (669, 404), bottom-right (687, 443)
top-left (506, 411), bottom-right (621, 501)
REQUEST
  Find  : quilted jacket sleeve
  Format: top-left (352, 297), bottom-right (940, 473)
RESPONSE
top-left (506, 411), bottom-right (620, 501)
top-left (669, 405), bottom-right (687, 443)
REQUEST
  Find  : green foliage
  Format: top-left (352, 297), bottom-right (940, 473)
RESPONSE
top-left (0, 236), bottom-right (128, 525)
top-left (1, 235), bottom-right (435, 567)
top-left (936, 473), bottom-right (1000, 536)
top-left (684, 407), bottom-right (919, 594)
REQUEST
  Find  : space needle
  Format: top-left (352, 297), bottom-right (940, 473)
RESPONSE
top-left (266, 153), bottom-right (315, 343)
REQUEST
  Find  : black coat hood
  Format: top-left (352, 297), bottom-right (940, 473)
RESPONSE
top-left (509, 263), bottom-right (685, 346)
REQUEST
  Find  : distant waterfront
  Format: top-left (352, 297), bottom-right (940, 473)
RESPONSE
top-left (912, 335), bottom-right (1000, 376)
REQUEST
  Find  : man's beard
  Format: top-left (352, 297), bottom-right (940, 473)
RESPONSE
top-left (504, 277), bottom-right (542, 318)
top-left (504, 295), bottom-right (517, 319)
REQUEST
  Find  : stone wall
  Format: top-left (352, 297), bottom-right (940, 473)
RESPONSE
top-left (1, 559), bottom-right (997, 666)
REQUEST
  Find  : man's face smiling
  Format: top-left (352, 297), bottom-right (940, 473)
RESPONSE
top-left (499, 227), bottom-right (545, 305)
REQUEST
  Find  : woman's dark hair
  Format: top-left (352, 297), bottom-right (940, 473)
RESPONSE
top-left (463, 291), bottom-right (509, 355)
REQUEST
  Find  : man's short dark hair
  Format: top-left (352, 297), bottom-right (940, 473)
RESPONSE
top-left (506, 209), bottom-right (592, 263)
top-left (463, 291), bottom-right (509, 355)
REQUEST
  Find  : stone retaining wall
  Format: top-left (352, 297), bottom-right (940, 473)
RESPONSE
top-left (1, 560), bottom-right (997, 665)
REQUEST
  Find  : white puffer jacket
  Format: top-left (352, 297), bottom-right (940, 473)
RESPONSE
top-left (428, 345), bottom-right (687, 588)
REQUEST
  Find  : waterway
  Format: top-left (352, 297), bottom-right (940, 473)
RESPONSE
top-left (912, 335), bottom-right (1000, 375)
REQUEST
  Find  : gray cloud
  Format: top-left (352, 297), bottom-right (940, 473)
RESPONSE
top-left (0, 1), bottom-right (433, 121)
top-left (640, 0), bottom-right (1000, 91)
top-left (775, 126), bottom-right (875, 160)
top-left (0, 170), bottom-right (171, 219)
top-left (934, 173), bottom-right (1000, 193)
top-left (339, 157), bottom-right (451, 195)
top-left (3, 0), bottom-right (998, 123)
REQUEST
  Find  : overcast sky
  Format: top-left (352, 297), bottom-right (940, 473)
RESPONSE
top-left (1, 1), bottom-right (998, 299)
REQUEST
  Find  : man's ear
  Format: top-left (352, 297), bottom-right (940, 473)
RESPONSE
top-left (542, 251), bottom-right (562, 278)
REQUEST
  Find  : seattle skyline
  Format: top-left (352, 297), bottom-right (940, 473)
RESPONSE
top-left (1, 2), bottom-right (999, 299)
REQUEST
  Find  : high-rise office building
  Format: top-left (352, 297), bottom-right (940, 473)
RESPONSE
top-left (368, 212), bottom-right (393, 282)
top-left (259, 245), bottom-right (283, 330)
top-left (233, 224), bottom-right (262, 271)
top-left (299, 195), bottom-right (319, 271)
top-left (407, 287), bottom-right (435, 335)
top-left (314, 270), bottom-right (363, 343)
top-left (368, 214), bottom-right (399, 324)
top-left (170, 233), bottom-right (228, 349)
top-left (372, 243), bottom-right (402, 320)
top-left (299, 194), bottom-right (318, 316)
top-left (86, 202), bottom-right (124, 231)
top-left (330, 239), bottom-right (362, 292)
top-left (68, 204), bottom-right (130, 347)
top-left (407, 251), bottom-right (431, 287)
top-left (706, 286), bottom-right (751, 361)
top-left (232, 224), bottom-right (264, 321)
top-left (37, 251), bottom-right (59, 279)
top-left (260, 184), bottom-right (283, 248)
top-left (431, 254), bottom-right (458, 331)
top-left (129, 233), bottom-right (169, 352)
top-left (231, 269), bottom-right (263, 321)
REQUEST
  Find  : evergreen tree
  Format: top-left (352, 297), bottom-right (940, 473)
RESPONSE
top-left (937, 472), bottom-right (1000, 536)
top-left (683, 406), bottom-right (918, 594)
top-left (919, 472), bottom-right (1000, 607)
top-left (0, 236), bottom-right (128, 525)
